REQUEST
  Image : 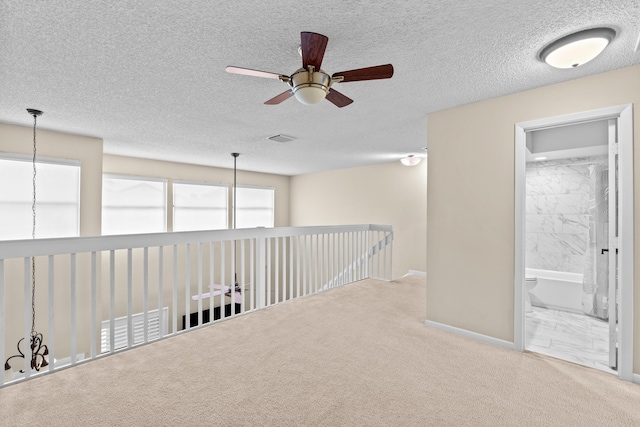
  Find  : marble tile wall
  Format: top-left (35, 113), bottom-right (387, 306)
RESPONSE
top-left (526, 156), bottom-right (605, 273)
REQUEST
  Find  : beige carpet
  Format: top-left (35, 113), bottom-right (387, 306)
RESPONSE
top-left (2, 275), bottom-right (640, 426)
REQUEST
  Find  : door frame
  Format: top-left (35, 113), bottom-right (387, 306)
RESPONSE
top-left (514, 104), bottom-right (634, 381)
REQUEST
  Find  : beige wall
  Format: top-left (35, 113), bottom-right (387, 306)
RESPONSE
top-left (290, 160), bottom-right (427, 279)
top-left (426, 65), bottom-right (640, 370)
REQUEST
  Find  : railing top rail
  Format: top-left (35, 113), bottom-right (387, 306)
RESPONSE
top-left (0, 224), bottom-right (392, 259)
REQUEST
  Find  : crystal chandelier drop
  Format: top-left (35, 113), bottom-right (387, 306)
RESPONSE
top-left (4, 108), bottom-right (49, 374)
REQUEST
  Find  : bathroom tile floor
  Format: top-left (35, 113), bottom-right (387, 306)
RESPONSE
top-left (525, 306), bottom-right (616, 374)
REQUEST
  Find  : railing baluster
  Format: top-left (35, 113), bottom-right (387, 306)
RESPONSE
top-left (158, 246), bottom-right (164, 338)
top-left (303, 235), bottom-right (308, 296)
top-left (90, 252), bottom-right (96, 359)
top-left (315, 234), bottom-right (319, 293)
top-left (172, 245), bottom-right (178, 334)
top-left (324, 234), bottom-right (328, 290)
top-left (48, 255), bottom-right (55, 370)
top-left (383, 232), bottom-right (387, 280)
top-left (267, 238), bottom-right (272, 306)
top-left (240, 239), bottom-right (246, 314)
top-left (257, 236), bottom-right (266, 310)
top-left (143, 247), bottom-right (149, 343)
top-left (220, 241), bottom-right (225, 320)
top-left (296, 236), bottom-right (301, 298)
top-left (185, 244), bottom-right (191, 329)
top-left (197, 243), bottom-right (202, 327)
top-left (289, 237), bottom-right (293, 300)
top-left (70, 253), bottom-right (77, 364)
top-left (377, 231), bottom-right (381, 279)
top-left (250, 238), bottom-right (255, 311)
top-left (127, 249), bottom-right (133, 348)
top-left (282, 237), bottom-right (287, 301)
top-left (389, 232), bottom-right (393, 281)
top-left (340, 233), bottom-right (345, 286)
top-left (275, 237), bottom-right (279, 304)
top-left (209, 242), bottom-right (214, 321)
top-left (332, 233), bottom-right (336, 288)
top-left (352, 232), bottom-right (356, 281)
top-left (23, 257), bottom-right (30, 379)
top-left (360, 231), bottom-right (364, 280)
top-left (109, 250), bottom-right (115, 354)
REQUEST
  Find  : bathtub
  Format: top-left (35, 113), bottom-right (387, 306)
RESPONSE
top-left (525, 268), bottom-right (584, 313)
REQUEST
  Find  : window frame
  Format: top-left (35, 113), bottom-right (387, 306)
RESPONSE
top-left (101, 173), bottom-right (168, 235)
top-left (234, 184), bottom-right (275, 229)
top-left (172, 179), bottom-right (229, 232)
top-left (0, 152), bottom-right (81, 240)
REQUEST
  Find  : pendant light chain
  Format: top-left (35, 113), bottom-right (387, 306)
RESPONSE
top-left (4, 109), bottom-right (49, 373)
top-left (31, 112), bottom-right (38, 337)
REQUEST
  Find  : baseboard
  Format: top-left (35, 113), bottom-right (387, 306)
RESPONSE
top-left (633, 373), bottom-right (640, 385)
top-left (424, 320), bottom-right (515, 350)
top-left (405, 270), bottom-right (426, 277)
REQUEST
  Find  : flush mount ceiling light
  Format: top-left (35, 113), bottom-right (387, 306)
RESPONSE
top-left (401, 155), bottom-right (422, 166)
top-left (539, 27), bottom-right (616, 69)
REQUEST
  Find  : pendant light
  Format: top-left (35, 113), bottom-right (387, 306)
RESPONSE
top-left (4, 108), bottom-right (49, 374)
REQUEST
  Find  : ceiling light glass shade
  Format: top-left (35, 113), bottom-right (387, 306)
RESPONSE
top-left (293, 86), bottom-right (327, 105)
top-left (400, 155), bottom-right (421, 166)
top-left (540, 27), bottom-right (615, 69)
top-left (291, 68), bottom-right (330, 105)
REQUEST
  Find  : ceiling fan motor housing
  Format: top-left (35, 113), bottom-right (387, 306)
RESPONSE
top-left (290, 67), bottom-right (331, 104)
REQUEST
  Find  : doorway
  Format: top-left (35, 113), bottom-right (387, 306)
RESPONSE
top-left (514, 104), bottom-right (634, 381)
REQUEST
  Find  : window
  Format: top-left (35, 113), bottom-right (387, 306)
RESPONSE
top-left (173, 181), bottom-right (228, 232)
top-left (235, 186), bottom-right (274, 228)
top-left (102, 175), bottom-right (166, 235)
top-left (0, 156), bottom-right (80, 240)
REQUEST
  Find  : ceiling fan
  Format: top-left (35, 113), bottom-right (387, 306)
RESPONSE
top-left (226, 31), bottom-right (394, 108)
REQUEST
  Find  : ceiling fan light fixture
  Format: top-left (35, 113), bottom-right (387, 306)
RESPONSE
top-left (539, 27), bottom-right (615, 69)
top-left (401, 155), bottom-right (422, 166)
top-left (293, 86), bottom-right (328, 105)
top-left (291, 68), bottom-right (330, 105)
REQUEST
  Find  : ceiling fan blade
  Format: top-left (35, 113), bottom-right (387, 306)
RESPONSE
top-left (325, 89), bottom-right (353, 108)
top-left (264, 90), bottom-right (294, 105)
top-left (332, 64), bottom-right (394, 82)
top-left (226, 66), bottom-right (285, 80)
top-left (301, 32), bottom-right (329, 71)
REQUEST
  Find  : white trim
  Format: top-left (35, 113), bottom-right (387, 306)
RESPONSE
top-left (514, 104), bottom-right (634, 382)
top-left (103, 173), bottom-right (168, 183)
top-left (173, 179), bottom-right (228, 188)
top-left (405, 270), bottom-right (426, 277)
top-left (425, 320), bottom-right (515, 350)
top-left (514, 124), bottom-right (526, 352)
top-left (634, 373), bottom-right (640, 385)
top-left (0, 152), bottom-right (81, 167)
top-left (617, 104), bottom-right (634, 382)
top-left (236, 184), bottom-right (276, 190)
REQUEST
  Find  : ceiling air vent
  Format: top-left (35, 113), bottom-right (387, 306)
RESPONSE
top-left (267, 134), bottom-right (296, 143)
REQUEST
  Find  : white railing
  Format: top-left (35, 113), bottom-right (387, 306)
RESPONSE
top-left (0, 224), bottom-right (392, 387)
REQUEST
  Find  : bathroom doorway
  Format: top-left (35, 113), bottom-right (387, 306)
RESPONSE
top-left (514, 105), bottom-right (634, 381)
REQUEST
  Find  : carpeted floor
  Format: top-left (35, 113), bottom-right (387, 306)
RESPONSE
top-left (2, 275), bottom-right (640, 426)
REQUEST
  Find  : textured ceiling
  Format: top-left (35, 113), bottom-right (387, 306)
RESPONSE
top-left (1, 1), bottom-right (639, 176)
